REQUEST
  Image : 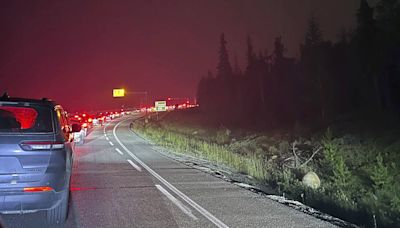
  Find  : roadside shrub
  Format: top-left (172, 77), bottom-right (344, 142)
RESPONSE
top-left (362, 153), bottom-right (400, 226)
top-left (321, 129), bottom-right (356, 204)
top-left (215, 126), bottom-right (231, 144)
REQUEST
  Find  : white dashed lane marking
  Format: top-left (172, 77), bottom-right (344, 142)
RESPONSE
top-left (127, 159), bottom-right (142, 172)
top-left (115, 148), bottom-right (124, 155)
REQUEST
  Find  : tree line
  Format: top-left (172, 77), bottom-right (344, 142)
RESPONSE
top-left (196, 0), bottom-right (400, 130)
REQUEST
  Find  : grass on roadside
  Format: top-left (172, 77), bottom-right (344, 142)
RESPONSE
top-left (135, 121), bottom-right (268, 179)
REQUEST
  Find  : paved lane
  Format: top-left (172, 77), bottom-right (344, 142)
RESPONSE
top-left (1, 114), bottom-right (337, 228)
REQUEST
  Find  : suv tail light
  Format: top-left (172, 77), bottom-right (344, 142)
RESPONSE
top-left (24, 186), bottom-right (54, 192)
top-left (20, 141), bottom-right (65, 151)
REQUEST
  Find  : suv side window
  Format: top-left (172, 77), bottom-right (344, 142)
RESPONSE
top-left (55, 107), bottom-right (71, 141)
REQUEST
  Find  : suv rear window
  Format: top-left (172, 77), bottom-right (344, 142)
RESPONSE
top-left (0, 105), bottom-right (53, 133)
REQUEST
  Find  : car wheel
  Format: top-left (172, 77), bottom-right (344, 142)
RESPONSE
top-left (47, 190), bottom-right (69, 224)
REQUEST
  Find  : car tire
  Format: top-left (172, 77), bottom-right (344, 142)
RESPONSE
top-left (47, 190), bottom-right (69, 224)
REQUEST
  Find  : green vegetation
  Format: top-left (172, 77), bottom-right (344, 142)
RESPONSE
top-left (133, 110), bottom-right (400, 228)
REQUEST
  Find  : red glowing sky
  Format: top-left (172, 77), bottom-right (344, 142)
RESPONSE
top-left (0, 0), bottom-right (359, 111)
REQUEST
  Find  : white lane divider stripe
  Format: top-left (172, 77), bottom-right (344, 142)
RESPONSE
top-left (127, 159), bottom-right (142, 172)
top-left (109, 141), bottom-right (114, 146)
top-left (105, 137), bottom-right (109, 141)
top-left (156, 184), bottom-right (198, 221)
top-left (115, 148), bottom-right (124, 155)
top-left (113, 120), bottom-right (229, 228)
top-left (103, 122), bottom-right (110, 134)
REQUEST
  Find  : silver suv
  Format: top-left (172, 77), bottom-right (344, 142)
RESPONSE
top-left (0, 95), bottom-right (80, 224)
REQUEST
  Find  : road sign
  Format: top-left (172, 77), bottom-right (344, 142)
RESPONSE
top-left (155, 100), bottom-right (167, 112)
top-left (113, 89), bottom-right (125, 97)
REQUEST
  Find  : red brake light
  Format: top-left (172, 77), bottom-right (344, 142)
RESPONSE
top-left (88, 118), bottom-right (93, 123)
top-left (20, 141), bottom-right (65, 151)
top-left (24, 186), bottom-right (53, 192)
top-left (82, 123), bottom-right (88, 128)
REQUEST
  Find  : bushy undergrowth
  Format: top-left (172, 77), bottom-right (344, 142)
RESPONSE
top-left (318, 129), bottom-right (400, 227)
top-left (132, 116), bottom-right (400, 228)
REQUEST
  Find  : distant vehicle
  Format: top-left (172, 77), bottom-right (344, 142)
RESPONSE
top-left (92, 118), bottom-right (99, 126)
top-left (0, 95), bottom-right (81, 224)
top-left (69, 113), bottom-right (91, 137)
top-left (69, 118), bottom-right (86, 145)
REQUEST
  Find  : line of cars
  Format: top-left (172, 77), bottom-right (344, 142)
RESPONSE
top-left (67, 111), bottom-right (125, 145)
top-left (139, 103), bottom-right (198, 113)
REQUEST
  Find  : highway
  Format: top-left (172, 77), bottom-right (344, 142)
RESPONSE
top-left (1, 113), bottom-right (337, 228)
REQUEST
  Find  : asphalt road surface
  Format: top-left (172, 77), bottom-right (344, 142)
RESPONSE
top-left (1, 114), bottom-right (337, 228)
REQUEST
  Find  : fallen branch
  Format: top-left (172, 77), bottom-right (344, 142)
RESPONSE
top-left (283, 142), bottom-right (322, 169)
top-left (299, 146), bottom-right (322, 168)
top-left (292, 141), bottom-right (300, 167)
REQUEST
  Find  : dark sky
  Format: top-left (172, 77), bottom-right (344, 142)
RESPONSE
top-left (0, 0), bottom-right (361, 112)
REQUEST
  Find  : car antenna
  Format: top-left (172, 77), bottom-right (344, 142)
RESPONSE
top-left (2, 92), bottom-right (9, 99)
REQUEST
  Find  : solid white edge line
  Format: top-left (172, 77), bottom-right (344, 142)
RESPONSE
top-left (109, 141), bottom-right (114, 146)
top-left (115, 148), bottom-right (124, 155)
top-left (113, 119), bottom-right (229, 228)
top-left (127, 159), bottom-right (142, 172)
top-left (155, 184), bottom-right (198, 221)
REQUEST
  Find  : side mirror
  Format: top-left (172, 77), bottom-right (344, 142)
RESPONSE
top-left (71, 123), bottom-right (82, 133)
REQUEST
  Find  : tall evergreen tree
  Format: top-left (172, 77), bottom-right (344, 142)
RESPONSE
top-left (375, 0), bottom-right (400, 39)
top-left (217, 33), bottom-right (233, 79)
top-left (356, 0), bottom-right (382, 110)
top-left (301, 14), bottom-right (333, 123)
top-left (271, 37), bottom-right (298, 126)
top-left (375, 0), bottom-right (400, 112)
top-left (305, 15), bottom-right (323, 48)
top-left (242, 35), bottom-right (264, 123)
top-left (246, 35), bottom-right (256, 71)
top-left (214, 33), bottom-right (236, 122)
top-left (273, 36), bottom-right (285, 61)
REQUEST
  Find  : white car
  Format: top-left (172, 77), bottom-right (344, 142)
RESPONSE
top-left (73, 130), bottom-right (85, 145)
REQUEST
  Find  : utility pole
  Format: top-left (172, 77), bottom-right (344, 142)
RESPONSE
top-left (128, 91), bottom-right (147, 106)
top-left (128, 91), bottom-right (148, 114)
